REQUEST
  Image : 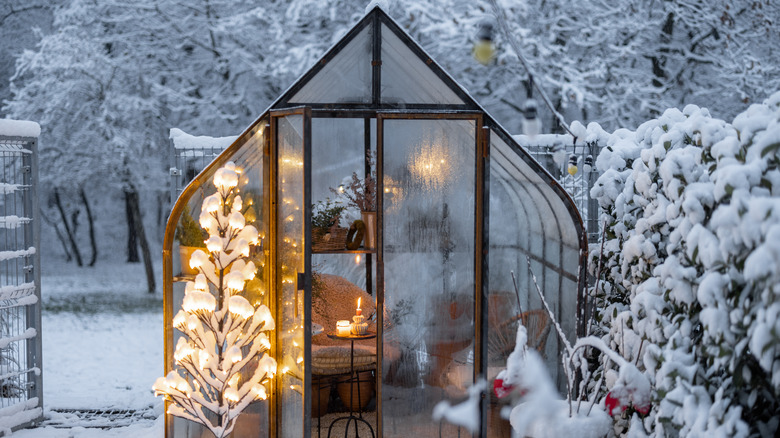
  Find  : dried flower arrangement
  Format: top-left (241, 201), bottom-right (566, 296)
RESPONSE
top-left (331, 151), bottom-right (377, 212)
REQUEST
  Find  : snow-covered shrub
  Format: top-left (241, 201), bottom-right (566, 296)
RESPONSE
top-left (590, 91), bottom-right (780, 436)
top-left (153, 162), bottom-right (276, 438)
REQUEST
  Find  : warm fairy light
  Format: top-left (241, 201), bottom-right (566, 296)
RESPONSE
top-left (297, 355), bottom-right (303, 364)
top-left (260, 336), bottom-right (271, 350)
top-left (229, 211), bottom-right (245, 230)
top-left (409, 137), bottom-right (453, 190)
top-left (229, 295), bottom-right (254, 319)
top-left (224, 388), bottom-right (239, 403)
top-left (206, 236), bottom-right (222, 253)
top-left (198, 350), bottom-right (210, 369)
top-left (226, 272), bottom-right (245, 291)
top-left (182, 290), bottom-right (216, 313)
top-left (227, 346), bottom-right (242, 364)
top-left (228, 374), bottom-right (240, 387)
top-left (189, 250), bottom-right (206, 270)
top-left (174, 339), bottom-right (194, 361)
top-left (282, 366), bottom-right (290, 374)
top-left (194, 274), bottom-right (208, 291)
top-left (355, 254), bottom-right (361, 265)
top-left (173, 312), bottom-right (187, 328)
top-left (187, 315), bottom-right (198, 331)
top-left (253, 384), bottom-right (267, 400)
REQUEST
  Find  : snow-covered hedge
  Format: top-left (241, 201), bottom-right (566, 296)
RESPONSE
top-left (590, 92), bottom-right (780, 436)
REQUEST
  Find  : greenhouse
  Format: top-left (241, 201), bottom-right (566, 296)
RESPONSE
top-left (162, 5), bottom-right (586, 438)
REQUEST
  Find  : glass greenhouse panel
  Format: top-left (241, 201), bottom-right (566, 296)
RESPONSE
top-left (381, 118), bottom-right (475, 437)
top-left (276, 114), bottom-right (307, 435)
top-left (379, 24), bottom-right (464, 106)
top-left (288, 25), bottom-right (372, 104)
top-left (311, 118), bottom-right (366, 204)
top-left (487, 128), bottom-right (580, 391)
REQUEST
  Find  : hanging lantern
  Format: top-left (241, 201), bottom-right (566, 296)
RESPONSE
top-left (521, 99), bottom-right (541, 138)
top-left (583, 155), bottom-right (593, 173)
top-left (473, 20), bottom-right (496, 65)
top-left (567, 154), bottom-right (578, 176)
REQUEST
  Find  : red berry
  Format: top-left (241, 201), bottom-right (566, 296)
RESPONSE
top-left (605, 391), bottom-right (626, 415)
top-left (493, 378), bottom-right (514, 399)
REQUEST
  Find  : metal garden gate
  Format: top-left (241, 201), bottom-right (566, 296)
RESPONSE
top-left (0, 132), bottom-right (42, 434)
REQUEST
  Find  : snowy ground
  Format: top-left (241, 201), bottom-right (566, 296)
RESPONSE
top-left (12, 256), bottom-right (165, 437)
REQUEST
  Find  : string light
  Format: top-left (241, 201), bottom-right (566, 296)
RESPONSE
top-left (567, 154), bottom-right (578, 176)
top-left (472, 19), bottom-right (496, 65)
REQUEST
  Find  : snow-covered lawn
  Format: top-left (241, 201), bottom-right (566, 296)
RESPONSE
top-left (13, 257), bottom-right (165, 436)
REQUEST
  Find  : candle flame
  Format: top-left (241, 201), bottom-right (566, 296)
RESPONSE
top-left (357, 297), bottom-right (361, 310)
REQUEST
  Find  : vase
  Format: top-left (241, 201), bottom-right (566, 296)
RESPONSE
top-left (178, 245), bottom-right (201, 276)
top-left (361, 211), bottom-right (376, 250)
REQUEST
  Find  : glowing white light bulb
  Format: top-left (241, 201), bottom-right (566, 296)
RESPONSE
top-left (225, 271), bottom-right (245, 292)
top-left (227, 346), bottom-right (242, 364)
top-left (229, 295), bottom-right (254, 320)
top-left (224, 387), bottom-right (240, 403)
top-left (229, 212), bottom-right (245, 230)
top-left (253, 384), bottom-right (267, 400)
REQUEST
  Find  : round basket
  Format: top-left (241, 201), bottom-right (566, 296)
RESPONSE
top-left (313, 227), bottom-right (348, 252)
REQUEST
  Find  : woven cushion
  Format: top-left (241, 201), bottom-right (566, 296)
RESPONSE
top-left (312, 344), bottom-right (376, 375)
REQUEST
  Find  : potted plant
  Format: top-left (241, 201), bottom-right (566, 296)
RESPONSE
top-left (331, 151), bottom-right (377, 249)
top-left (311, 199), bottom-right (347, 251)
top-left (175, 204), bottom-right (207, 275)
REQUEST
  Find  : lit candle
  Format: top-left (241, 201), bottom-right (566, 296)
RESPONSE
top-left (336, 320), bottom-right (351, 336)
top-left (356, 298), bottom-right (362, 316)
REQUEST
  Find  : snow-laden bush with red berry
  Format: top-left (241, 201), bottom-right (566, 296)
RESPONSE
top-left (590, 91), bottom-right (780, 436)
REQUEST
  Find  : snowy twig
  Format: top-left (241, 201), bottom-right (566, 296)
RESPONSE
top-left (510, 270), bottom-right (525, 325)
top-left (486, 0), bottom-right (574, 138)
top-left (526, 257), bottom-right (572, 354)
top-left (587, 218), bottom-right (608, 336)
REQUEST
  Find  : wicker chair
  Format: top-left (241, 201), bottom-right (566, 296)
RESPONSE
top-left (488, 308), bottom-right (552, 361)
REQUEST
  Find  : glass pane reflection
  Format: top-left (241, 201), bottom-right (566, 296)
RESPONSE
top-left (381, 118), bottom-right (475, 437)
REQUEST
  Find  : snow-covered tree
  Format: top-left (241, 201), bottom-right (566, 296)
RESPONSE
top-left (589, 91), bottom-right (780, 436)
top-left (153, 162), bottom-right (276, 438)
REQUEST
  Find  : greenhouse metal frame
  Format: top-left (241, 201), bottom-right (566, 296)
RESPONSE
top-left (163, 6), bottom-right (587, 438)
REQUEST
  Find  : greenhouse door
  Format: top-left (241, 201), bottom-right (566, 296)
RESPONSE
top-left (376, 113), bottom-right (487, 437)
top-left (270, 108), bottom-right (313, 437)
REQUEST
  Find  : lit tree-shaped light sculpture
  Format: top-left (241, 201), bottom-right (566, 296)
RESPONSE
top-left (154, 162), bottom-right (276, 438)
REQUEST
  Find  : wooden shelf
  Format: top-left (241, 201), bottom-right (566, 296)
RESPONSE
top-left (173, 274), bottom-right (195, 282)
top-left (312, 249), bottom-right (376, 255)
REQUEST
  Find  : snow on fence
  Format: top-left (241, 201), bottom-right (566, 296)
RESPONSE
top-left (168, 128), bottom-right (237, 203)
top-left (515, 134), bottom-right (601, 243)
top-left (0, 121), bottom-right (42, 435)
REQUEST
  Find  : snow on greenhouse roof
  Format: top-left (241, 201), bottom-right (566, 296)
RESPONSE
top-left (169, 128), bottom-right (237, 150)
top-left (0, 119), bottom-right (41, 138)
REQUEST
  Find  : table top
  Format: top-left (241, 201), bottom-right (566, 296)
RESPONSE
top-left (327, 331), bottom-right (377, 341)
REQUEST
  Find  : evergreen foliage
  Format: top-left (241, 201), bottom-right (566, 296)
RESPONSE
top-left (590, 91), bottom-right (780, 436)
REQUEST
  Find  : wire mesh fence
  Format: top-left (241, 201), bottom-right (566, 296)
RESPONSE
top-left (519, 137), bottom-right (601, 244)
top-left (0, 135), bottom-right (42, 433)
top-left (168, 129), bottom-right (237, 203)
